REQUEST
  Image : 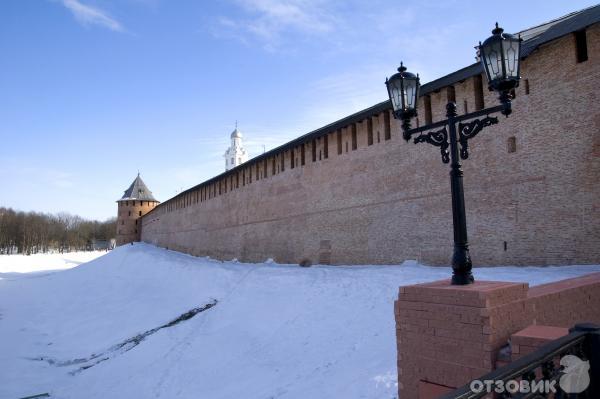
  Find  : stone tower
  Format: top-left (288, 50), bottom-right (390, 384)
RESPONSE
top-left (116, 174), bottom-right (159, 246)
top-left (224, 126), bottom-right (248, 171)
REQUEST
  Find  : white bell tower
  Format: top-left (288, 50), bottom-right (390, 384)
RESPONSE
top-left (224, 123), bottom-right (248, 171)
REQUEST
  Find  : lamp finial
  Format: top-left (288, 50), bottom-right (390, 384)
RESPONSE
top-left (492, 22), bottom-right (504, 35)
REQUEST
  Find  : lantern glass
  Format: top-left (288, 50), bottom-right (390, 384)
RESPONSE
top-left (404, 77), bottom-right (419, 110)
top-left (387, 75), bottom-right (405, 113)
top-left (502, 36), bottom-right (520, 79)
top-left (482, 39), bottom-right (503, 82)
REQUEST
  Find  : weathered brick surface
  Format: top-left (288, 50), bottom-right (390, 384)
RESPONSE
top-left (396, 272), bottom-right (600, 398)
top-left (140, 24), bottom-right (599, 267)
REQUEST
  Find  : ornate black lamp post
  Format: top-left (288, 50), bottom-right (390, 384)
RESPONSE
top-left (385, 24), bottom-right (521, 285)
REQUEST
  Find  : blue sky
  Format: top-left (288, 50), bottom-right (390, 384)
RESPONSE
top-left (0, 0), bottom-right (596, 221)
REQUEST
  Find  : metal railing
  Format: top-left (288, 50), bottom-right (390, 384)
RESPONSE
top-left (440, 323), bottom-right (600, 399)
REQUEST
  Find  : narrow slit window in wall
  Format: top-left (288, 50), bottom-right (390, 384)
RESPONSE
top-left (301, 145), bottom-right (306, 165)
top-left (424, 96), bottom-right (432, 124)
top-left (575, 29), bottom-right (588, 63)
top-left (281, 154), bottom-right (285, 172)
top-left (447, 85), bottom-right (456, 103)
top-left (323, 134), bottom-right (329, 158)
top-left (351, 124), bottom-right (357, 149)
top-left (507, 136), bottom-right (517, 153)
top-left (367, 118), bottom-right (373, 145)
top-left (384, 112), bottom-right (391, 140)
top-left (312, 139), bottom-right (317, 161)
top-left (337, 130), bottom-right (342, 154)
top-left (290, 149), bottom-right (295, 169)
top-left (525, 79), bottom-right (530, 95)
top-left (474, 74), bottom-right (485, 110)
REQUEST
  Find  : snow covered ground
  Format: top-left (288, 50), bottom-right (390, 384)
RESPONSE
top-left (0, 244), bottom-right (599, 399)
top-left (0, 250), bottom-right (106, 277)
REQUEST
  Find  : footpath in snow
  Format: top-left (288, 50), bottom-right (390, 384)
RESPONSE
top-left (1, 243), bottom-right (599, 399)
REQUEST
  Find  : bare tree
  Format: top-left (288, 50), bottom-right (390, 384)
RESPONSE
top-left (0, 207), bottom-right (117, 254)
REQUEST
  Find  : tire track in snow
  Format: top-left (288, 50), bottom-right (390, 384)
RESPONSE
top-left (28, 300), bottom-right (217, 374)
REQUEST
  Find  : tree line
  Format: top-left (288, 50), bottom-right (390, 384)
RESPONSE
top-left (0, 207), bottom-right (116, 255)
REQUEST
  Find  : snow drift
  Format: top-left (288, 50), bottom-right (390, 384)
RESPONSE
top-left (1, 243), bottom-right (599, 399)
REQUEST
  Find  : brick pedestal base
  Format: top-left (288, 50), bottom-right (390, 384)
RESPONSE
top-left (395, 279), bottom-right (531, 398)
top-left (395, 273), bottom-right (600, 398)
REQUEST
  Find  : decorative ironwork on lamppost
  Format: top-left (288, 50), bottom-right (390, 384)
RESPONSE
top-left (385, 24), bottom-right (522, 285)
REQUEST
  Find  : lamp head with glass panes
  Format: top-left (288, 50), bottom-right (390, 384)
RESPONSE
top-left (479, 23), bottom-right (522, 114)
top-left (385, 62), bottom-right (420, 137)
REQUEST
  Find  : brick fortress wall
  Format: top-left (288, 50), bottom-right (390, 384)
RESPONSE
top-left (141, 25), bottom-right (600, 266)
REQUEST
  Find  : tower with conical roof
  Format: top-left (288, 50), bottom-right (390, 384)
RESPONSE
top-left (116, 174), bottom-right (160, 246)
top-left (224, 125), bottom-right (248, 171)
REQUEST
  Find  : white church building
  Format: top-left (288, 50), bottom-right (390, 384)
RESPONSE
top-left (224, 127), bottom-right (248, 171)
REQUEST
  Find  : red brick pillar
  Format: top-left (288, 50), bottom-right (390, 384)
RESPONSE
top-left (394, 280), bottom-right (532, 398)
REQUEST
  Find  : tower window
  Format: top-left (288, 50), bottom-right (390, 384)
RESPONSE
top-left (301, 145), bottom-right (305, 165)
top-left (367, 118), bottom-right (373, 146)
top-left (337, 129), bottom-right (342, 154)
top-left (323, 134), bottom-right (328, 158)
top-left (139, 211), bottom-right (142, 216)
top-left (128, 211), bottom-right (131, 216)
top-left (575, 29), bottom-right (588, 63)
top-left (351, 124), bottom-right (357, 150)
top-left (312, 140), bottom-right (317, 161)
top-left (463, 99), bottom-right (469, 114)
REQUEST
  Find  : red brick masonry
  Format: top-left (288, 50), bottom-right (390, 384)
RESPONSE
top-left (394, 272), bottom-right (600, 398)
top-left (511, 325), bottom-right (569, 360)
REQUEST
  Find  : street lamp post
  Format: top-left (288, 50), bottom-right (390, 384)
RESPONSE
top-left (385, 24), bottom-right (522, 285)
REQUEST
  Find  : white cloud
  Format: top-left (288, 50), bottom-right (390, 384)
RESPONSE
top-left (61, 0), bottom-right (124, 32)
top-left (215, 0), bottom-right (339, 51)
